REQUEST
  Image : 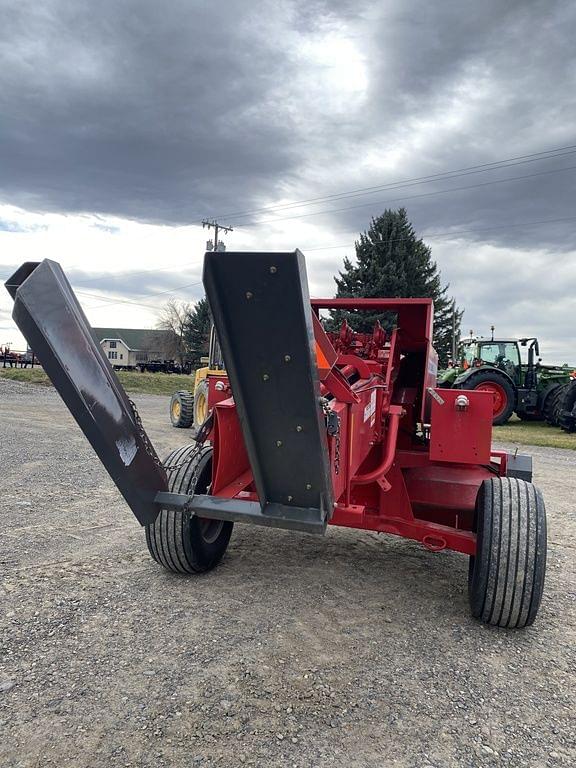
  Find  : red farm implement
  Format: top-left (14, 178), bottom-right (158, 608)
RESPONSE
top-left (6, 252), bottom-right (546, 628)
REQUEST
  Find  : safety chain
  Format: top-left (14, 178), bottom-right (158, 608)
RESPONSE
top-left (333, 430), bottom-right (341, 475)
top-left (320, 397), bottom-right (341, 475)
top-left (128, 399), bottom-right (188, 473)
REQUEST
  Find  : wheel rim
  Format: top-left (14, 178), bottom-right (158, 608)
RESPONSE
top-left (195, 392), bottom-right (207, 424)
top-left (199, 517), bottom-right (224, 543)
top-left (171, 400), bottom-right (181, 420)
top-left (475, 381), bottom-right (507, 418)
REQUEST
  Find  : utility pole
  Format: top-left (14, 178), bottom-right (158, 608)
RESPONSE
top-left (202, 219), bottom-right (233, 252)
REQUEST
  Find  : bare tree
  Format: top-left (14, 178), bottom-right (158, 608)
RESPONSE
top-left (156, 299), bottom-right (192, 363)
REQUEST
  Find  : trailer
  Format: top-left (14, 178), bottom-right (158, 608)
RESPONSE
top-left (6, 252), bottom-right (547, 628)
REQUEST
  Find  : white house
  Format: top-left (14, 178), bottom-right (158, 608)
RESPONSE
top-left (93, 328), bottom-right (178, 369)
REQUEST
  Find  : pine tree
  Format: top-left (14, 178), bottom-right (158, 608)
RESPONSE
top-left (330, 209), bottom-right (462, 363)
top-left (184, 297), bottom-right (212, 364)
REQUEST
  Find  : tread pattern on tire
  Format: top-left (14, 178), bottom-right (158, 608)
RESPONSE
top-left (546, 382), bottom-right (569, 426)
top-left (543, 383), bottom-right (561, 425)
top-left (170, 391), bottom-right (194, 428)
top-left (558, 379), bottom-right (576, 433)
top-left (469, 477), bottom-right (546, 628)
top-left (145, 444), bottom-right (233, 573)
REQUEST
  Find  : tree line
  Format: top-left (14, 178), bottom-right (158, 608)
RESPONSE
top-left (157, 209), bottom-right (462, 365)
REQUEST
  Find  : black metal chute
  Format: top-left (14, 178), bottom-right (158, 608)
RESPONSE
top-left (202, 250), bottom-right (333, 531)
top-left (5, 259), bottom-right (168, 525)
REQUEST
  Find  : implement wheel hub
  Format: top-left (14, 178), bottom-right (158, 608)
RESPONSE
top-left (474, 381), bottom-right (507, 418)
top-left (171, 400), bottom-right (181, 420)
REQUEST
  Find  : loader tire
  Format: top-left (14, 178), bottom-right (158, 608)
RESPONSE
top-left (169, 391), bottom-right (194, 428)
top-left (468, 477), bottom-right (546, 628)
top-left (193, 379), bottom-right (210, 427)
top-left (459, 371), bottom-right (515, 426)
top-left (558, 380), bottom-right (576, 433)
top-left (145, 444), bottom-right (233, 573)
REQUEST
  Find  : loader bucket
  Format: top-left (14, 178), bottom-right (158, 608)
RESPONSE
top-left (5, 260), bottom-right (168, 525)
top-left (202, 250), bottom-right (334, 531)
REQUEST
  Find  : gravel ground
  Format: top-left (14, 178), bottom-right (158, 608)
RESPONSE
top-left (1, 378), bottom-right (574, 768)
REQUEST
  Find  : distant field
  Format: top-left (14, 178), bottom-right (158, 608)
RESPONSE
top-left (493, 416), bottom-right (575, 450)
top-left (2, 367), bottom-right (574, 449)
top-left (0, 367), bottom-right (194, 396)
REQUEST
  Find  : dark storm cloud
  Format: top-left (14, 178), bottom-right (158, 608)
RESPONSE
top-left (1, 0), bottom-right (575, 254)
top-left (0, 0), bottom-right (310, 221)
top-left (311, 0), bottom-right (576, 250)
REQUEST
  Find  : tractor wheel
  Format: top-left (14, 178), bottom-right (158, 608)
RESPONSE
top-left (459, 371), bottom-right (515, 426)
top-left (543, 384), bottom-right (562, 425)
top-left (547, 383), bottom-right (569, 427)
top-left (558, 380), bottom-right (576, 433)
top-left (169, 391), bottom-right (194, 428)
top-left (468, 477), bottom-right (546, 628)
top-left (193, 378), bottom-right (210, 427)
top-left (145, 444), bottom-right (233, 573)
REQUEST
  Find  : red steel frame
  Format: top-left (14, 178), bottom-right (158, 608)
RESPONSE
top-left (204, 299), bottom-right (504, 557)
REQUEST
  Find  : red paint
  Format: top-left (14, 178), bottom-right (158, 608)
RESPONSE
top-left (474, 380), bottom-right (509, 418)
top-left (208, 298), bottom-right (512, 558)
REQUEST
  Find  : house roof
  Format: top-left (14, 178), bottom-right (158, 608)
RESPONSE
top-left (92, 327), bottom-right (175, 351)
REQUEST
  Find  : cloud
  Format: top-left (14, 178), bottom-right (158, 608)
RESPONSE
top-left (1, 1), bottom-right (575, 359)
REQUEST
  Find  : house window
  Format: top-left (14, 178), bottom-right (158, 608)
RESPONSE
top-left (108, 351), bottom-right (118, 360)
top-left (120, 354), bottom-right (123, 360)
top-left (109, 341), bottom-right (117, 348)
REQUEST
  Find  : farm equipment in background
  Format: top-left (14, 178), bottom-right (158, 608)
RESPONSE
top-left (169, 327), bottom-right (225, 429)
top-left (1, 344), bottom-right (37, 368)
top-left (438, 334), bottom-right (575, 426)
top-left (6, 252), bottom-right (548, 628)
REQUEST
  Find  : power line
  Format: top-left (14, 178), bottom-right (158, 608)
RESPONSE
top-left (238, 164), bottom-right (576, 226)
top-left (77, 280), bottom-right (204, 310)
top-left (303, 214), bottom-right (576, 251)
top-left (206, 144), bottom-right (576, 222)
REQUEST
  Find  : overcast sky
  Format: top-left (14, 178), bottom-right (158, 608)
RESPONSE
top-left (1, 0), bottom-right (575, 360)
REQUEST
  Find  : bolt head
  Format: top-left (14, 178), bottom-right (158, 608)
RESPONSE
top-left (262, 373), bottom-right (269, 381)
top-left (287, 495), bottom-right (293, 502)
top-left (270, 266), bottom-right (277, 274)
top-left (296, 425), bottom-right (303, 432)
top-left (246, 291), bottom-right (253, 299)
top-left (305, 483), bottom-right (312, 490)
top-left (284, 355), bottom-right (291, 362)
top-left (276, 440), bottom-right (283, 447)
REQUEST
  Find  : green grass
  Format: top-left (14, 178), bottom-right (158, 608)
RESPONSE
top-left (0, 367), bottom-right (195, 396)
top-left (494, 416), bottom-right (575, 450)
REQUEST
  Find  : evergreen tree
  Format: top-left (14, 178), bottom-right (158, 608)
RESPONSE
top-left (330, 208), bottom-right (462, 363)
top-left (184, 297), bottom-right (212, 364)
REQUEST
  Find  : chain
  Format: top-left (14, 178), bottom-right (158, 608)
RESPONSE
top-left (128, 399), bottom-right (210, 483)
top-left (334, 430), bottom-right (340, 475)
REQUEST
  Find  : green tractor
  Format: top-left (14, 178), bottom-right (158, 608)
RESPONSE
top-left (438, 334), bottom-right (575, 426)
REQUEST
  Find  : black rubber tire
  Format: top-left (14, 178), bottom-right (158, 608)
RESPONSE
top-left (545, 383), bottom-right (566, 426)
top-left (169, 391), bottom-right (194, 428)
top-left (145, 444), bottom-right (233, 573)
top-left (558, 380), bottom-right (576, 433)
top-left (469, 477), bottom-right (546, 628)
top-left (457, 370), bottom-right (515, 426)
top-left (549, 382), bottom-right (570, 427)
top-left (543, 383), bottom-right (562, 425)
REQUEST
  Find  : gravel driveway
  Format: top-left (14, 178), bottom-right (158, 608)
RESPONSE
top-left (1, 379), bottom-right (574, 767)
